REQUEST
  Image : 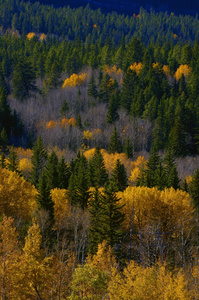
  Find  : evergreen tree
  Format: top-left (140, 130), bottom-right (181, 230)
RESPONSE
top-left (12, 60), bottom-right (37, 101)
top-left (110, 159), bottom-right (128, 192)
top-left (163, 149), bottom-right (180, 189)
top-left (98, 73), bottom-right (112, 103)
top-left (68, 154), bottom-right (90, 209)
top-left (60, 100), bottom-right (69, 117)
top-left (121, 68), bottom-right (136, 112)
top-left (0, 88), bottom-right (12, 135)
top-left (7, 146), bottom-right (20, 174)
top-left (30, 136), bottom-right (47, 187)
top-left (44, 150), bottom-right (59, 189)
top-left (89, 146), bottom-right (108, 188)
top-left (57, 156), bottom-right (71, 189)
top-left (181, 179), bottom-right (188, 192)
top-left (189, 169), bottom-right (199, 209)
top-left (0, 153), bottom-right (5, 168)
top-left (154, 161), bottom-right (167, 190)
top-left (124, 136), bottom-right (133, 158)
top-left (37, 169), bottom-right (54, 220)
top-left (87, 74), bottom-right (98, 99)
top-left (168, 116), bottom-right (187, 157)
top-left (88, 188), bottom-right (104, 255)
top-left (108, 126), bottom-right (123, 154)
top-left (98, 183), bottom-right (125, 251)
top-left (106, 94), bottom-right (119, 124)
top-left (0, 128), bottom-right (9, 153)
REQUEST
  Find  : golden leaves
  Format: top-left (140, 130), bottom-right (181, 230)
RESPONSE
top-left (62, 73), bottom-right (87, 88)
top-left (129, 62), bottom-right (143, 74)
top-left (174, 64), bottom-right (192, 80)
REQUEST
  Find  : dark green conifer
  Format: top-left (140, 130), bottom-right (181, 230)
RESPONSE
top-left (124, 136), bottom-right (133, 158)
top-left (44, 150), bottom-right (59, 189)
top-left (0, 128), bottom-right (9, 153)
top-left (110, 159), bottom-right (128, 192)
top-left (57, 156), bottom-right (71, 189)
top-left (87, 74), bottom-right (98, 99)
top-left (7, 146), bottom-right (20, 174)
top-left (30, 136), bottom-right (48, 187)
top-left (189, 169), bottom-right (199, 209)
top-left (37, 169), bottom-right (54, 220)
top-left (108, 126), bottom-right (123, 154)
top-left (154, 161), bottom-right (167, 190)
top-left (89, 146), bottom-right (108, 188)
top-left (106, 94), bottom-right (119, 124)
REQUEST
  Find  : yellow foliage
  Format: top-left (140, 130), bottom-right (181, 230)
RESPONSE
top-left (19, 158), bottom-right (33, 177)
top-left (129, 62), bottom-right (143, 74)
top-left (26, 32), bottom-right (35, 40)
top-left (0, 167), bottom-right (37, 220)
top-left (16, 147), bottom-right (32, 159)
top-left (108, 261), bottom-right (191, 300)
top-left (68, 117), bottom-right (76, 127)
top-left (117, 186), bottom-right (193, 233)
top-left (40, 33), bottom-right (47, 41)
top-left (93, 24), bottom-right (97, 28)
top-left (46, 120), bottom-right (57, 129)
top-left (62, 73), bottom-right (87, 88)
top-left (173, 33), bottom-right (178, 39)
top-left (129, 156), bottom-right (147, 183)
top-left (174, 64), bottom-right (191, 80)
top-left (162, 65), bottom-right (171, 76)
top-left (51, 188), bottom-right (70, 227)
top-left (152, 62), bottom-right (159, 68)
top-left (83, 130), bottom-right (94, 140)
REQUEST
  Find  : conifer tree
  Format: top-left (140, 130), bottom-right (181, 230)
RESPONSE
top-left (189, 169), bottom-right (199, 209)
top-left (57, 156), bottom-right (71, 189)
top-left (44, 150), bottom-right (59, 189)
top-left (99, 183), bottom-right (125, 251)
top-left (0, 152), bottom-right (5, 168)
top-left (68, 154), bottom-right (90, 209)
top-left (37, 169), bottom-right (54, 220)
top-left (124, 136), bottom-right (133, 158)
top-left (0, 127), bottom-right (9, 153)
top-left (7, 146), bottom-right (20, 174)
top-left (110, 159), bottom-right (128, 192)
top-left (163, 149), bottom-right (180, 189)
top-left (106, 94), bottom-right (119, 124)
top-left (89, 146), bottom-right (108, 188)
top-left (108, 126), bottom-right (123, 154)
top-left (87, 74), bottom-right (98, 99)
top-left (181, 179), bottom-right (188, 192)
top-left (154, 161), bottom-right (167, 190)
top-left (98, 73), bottom-right (112, 103)
top-left (30, 136), bottom-right (47, 187)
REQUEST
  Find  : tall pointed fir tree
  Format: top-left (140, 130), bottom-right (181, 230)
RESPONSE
top-left (108, 126), bottom-right (123, 154)
top-left (124, 136), bottom-right (133, 158)
top-left (30, 136), bottom-right (48, 188)
top-left (37, 169), bottom-right (54, 221)
top-left (106, 93), bottom-right (119, 124)
top-left (68, 154), bottom-right (90, 209)
top-left (163, 149), bottom-right (180, 189)
top-left (88, 146), bottom-right (108, 188)
top-left (7, 146), bottom-right (20, 174)
top-left (189, 169), bottom-right (199, 210)
top-left (44, 150), bottom-right (59, 189)
top-left (110, 159), bottom-right (128, 192)
top-left (87, 74), bottom-right (98, 99)
top-left (57, 156), bottom-right (71, 189)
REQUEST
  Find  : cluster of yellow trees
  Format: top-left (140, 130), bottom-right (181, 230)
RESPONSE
top-left (46, 118), bottom-right (76, 129)
top-left (62, 73), bottom-right (87, 88)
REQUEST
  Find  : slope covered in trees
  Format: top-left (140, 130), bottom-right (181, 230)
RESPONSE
top-left (0, 0), bottom-right (199, 297)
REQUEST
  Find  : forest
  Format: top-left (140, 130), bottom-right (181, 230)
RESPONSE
top-left (1, 0), bottom-right (199, 298)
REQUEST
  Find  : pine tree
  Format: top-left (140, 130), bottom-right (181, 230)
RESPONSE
top-left (44, 150), bottom-right (59, 189)
top-left (57, 156), bottom-right (71, 189)
top-left (108, 126), bottom-right (123, 154)
top-left (124, 136), bottom-right (133, 158)
top-left (121, 68), bottom-right (136, 112)
top-left (7, 146), bottom-right (20, 174)
top-left (89, 146), bottom-right (108, 188)
top-left (37, 169), bottom-right (54, 220)
top-left (110, 159), bottom-right (128, 192)
top-left (12, 60), bottom-right (37, 101)
top-left (164, 149), bottom-right (180, 189)
top-left (68, 154), bottom-right (90, 209)
top-left (106, 94), bottom-right (119, 124)
top-left (99, 184), bottom-right (125, 251)
top-left (154, 161), bottom-right (167, 190)
top-left (87, 74), bottom-right (98, 99)
top-left (189, 169), bottom-right (199, 209)
top-left (0, 127), bottom-right (9, 153)
top-left (30, 136), bottom-right (47, 187)
top-left (88, 188), bottom-right (104, 255)
top-left (0, 153), bottom-right (6, 168)
top-left (98, 73), bottom-right (112, 103)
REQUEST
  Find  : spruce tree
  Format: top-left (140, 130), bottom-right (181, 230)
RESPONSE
top-left (30, 136), bottom-right (47, 187)
top-left (154, 161), bottom-right (167, 190)
top-left (37, 169), bottom-right (54, 220)
top-left (108, 126), bottom-right (123, 154)
top-left (7, 146), bottom-right (20, 174)
top-left (57, 156), bottom-right (71, 189)
top-left (44, 150), bottom-right (59, 189)
top-left (87, 74), bottom-right (98, 99)
top-left (89, 146), bottom-right (109, 188)
top-left (110, 159), bottom-right (128, 192)
top-left (0, 128), bottom-right (9, 153)
top-left (0, 153), bottom-right (5, 168)
top-left (106, 94), bottom-right (119, 124)
top-left (124, 136), bottom-right (133, 158)
top-left (164, 149), bottom-right (180, 189)
top-left (189, 169), bottom-right (199, 209)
